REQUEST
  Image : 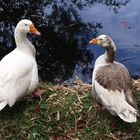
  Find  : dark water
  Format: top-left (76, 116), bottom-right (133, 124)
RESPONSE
top-left (0, 0), bottom-right (140, 84)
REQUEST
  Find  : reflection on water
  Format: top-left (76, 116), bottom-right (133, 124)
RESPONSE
top-left (80, 0), bottom-right (140, 80)
top-left (0, 0), bottom-right (140, 83)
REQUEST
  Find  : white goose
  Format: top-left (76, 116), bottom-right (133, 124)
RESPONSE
top-left (0, 19), bottom-right (40, 110)
top-left (89, 35), bottom-right (138, 123)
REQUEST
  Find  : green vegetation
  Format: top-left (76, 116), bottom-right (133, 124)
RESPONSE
top-left (0, 83), bottom-right (140, 140)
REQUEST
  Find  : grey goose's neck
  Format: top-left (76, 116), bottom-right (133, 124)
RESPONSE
top-left (105, 46), bottom-right (116, 63)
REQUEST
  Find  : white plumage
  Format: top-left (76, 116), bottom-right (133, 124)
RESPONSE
top-left (0, 19), bottom-right (40, 110)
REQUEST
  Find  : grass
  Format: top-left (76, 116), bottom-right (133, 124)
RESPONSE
top-left (0, 82), bottom-right (140, 140)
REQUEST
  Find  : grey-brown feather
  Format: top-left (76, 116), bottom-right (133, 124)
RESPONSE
top-left (95, 63), bottom-right (137, 109)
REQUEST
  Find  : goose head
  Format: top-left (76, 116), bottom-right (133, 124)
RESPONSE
top-left (15, 19), bottom-right (41, 35)
top-left (89, 35), bottom-right (116, 51)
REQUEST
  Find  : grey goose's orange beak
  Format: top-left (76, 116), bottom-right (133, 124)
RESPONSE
top-left (89, 38), bottom-right (99, 45)
top-left (29, 24), bottom-right (41, 35)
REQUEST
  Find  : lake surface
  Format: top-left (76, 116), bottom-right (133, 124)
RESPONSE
top-left (67, 0), bottom-right (140, 83)
top-left (0, 0), bottom-right (140, 84)
top-left (79, 0), bottom-right (140, 81)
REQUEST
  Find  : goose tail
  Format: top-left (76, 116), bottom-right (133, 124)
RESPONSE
top-left (117, 105), bottom-right (138, 123)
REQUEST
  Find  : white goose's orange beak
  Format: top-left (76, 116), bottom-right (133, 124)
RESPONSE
top-left (89, 38), bottom-right (99, 44)
top-left (29, 24), bottom-right (41, 35)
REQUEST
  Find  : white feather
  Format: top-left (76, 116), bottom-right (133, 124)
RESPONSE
top-left (0, 19), bottom-right (39, 110)
top-left (93, 79), bottom-right (137, 123)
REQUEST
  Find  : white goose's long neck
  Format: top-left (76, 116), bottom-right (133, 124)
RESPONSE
top-left (14, 31), bottom-right (36, 57)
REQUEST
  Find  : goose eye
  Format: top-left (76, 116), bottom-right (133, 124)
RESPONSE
top-left (99, 38), bottom-right (103, 41)
top-left (25, 24), bottom-right (28, 26)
